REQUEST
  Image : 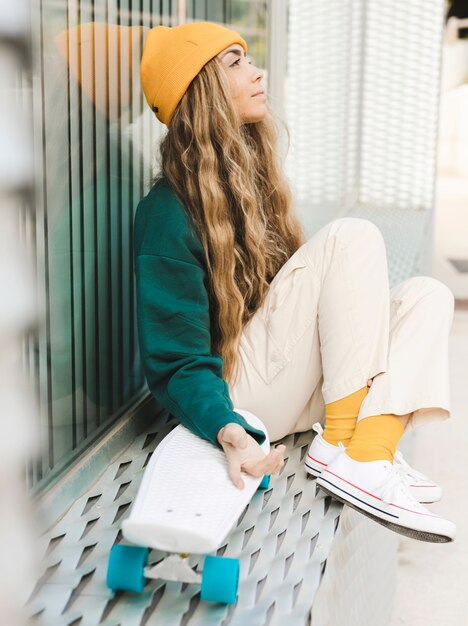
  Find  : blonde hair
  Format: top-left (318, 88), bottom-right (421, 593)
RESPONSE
top-left (154, 56), bottom-right (306, 386)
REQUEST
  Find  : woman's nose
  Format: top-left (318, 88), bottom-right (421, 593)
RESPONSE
top-left (252, 65), bottom-right (263, 82)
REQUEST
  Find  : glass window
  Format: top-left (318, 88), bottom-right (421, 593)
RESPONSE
top-left (27, 2), bottom-right (172, 492)
top-left (26, 0), bottom-right (268, 493)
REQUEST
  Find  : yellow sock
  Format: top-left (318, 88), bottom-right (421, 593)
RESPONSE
top-left (345, 413), bottom-right (405, 462)
top-left (323, 386), bottom-right (368, 447)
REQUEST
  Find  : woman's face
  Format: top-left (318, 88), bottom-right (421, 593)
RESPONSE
top-left (217, 43), bottom-right (267, 123)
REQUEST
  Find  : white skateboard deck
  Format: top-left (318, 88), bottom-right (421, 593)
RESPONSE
top-left (122, 410), bottom-right (270, 554)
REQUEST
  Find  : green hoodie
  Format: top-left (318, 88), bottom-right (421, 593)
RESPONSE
top-left (134, 177), bottom-right (267, 448)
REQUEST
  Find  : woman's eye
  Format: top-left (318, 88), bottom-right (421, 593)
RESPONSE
top-left (231, 57), bottom-right (253, 67)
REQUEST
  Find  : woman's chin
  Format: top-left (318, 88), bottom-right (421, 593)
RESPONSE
top-left (242, 108), bottom-right (268, 124)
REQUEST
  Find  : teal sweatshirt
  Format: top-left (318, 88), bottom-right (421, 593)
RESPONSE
top-left (134, 177), bottom-right (267, 448)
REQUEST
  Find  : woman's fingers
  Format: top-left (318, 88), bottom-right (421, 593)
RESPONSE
top-left (262, 446), bottom-right (285, 475)
top-left (220, 425), bottom-right (287, 488)
top-left (228, 458), bottom-right (245, 490)
top-left (229, 445), bottom-right (286, 488)
top-left (268, 446), bottom-right (285, 474)
top-left (243, 445), bottom-right (285, 477)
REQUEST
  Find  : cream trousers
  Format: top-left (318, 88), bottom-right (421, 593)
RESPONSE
top-left (229, 217), bottom-right (454, 443)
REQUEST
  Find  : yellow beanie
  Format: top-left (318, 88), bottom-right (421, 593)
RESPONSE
top-left (140, 21), bottom-right (247, 127)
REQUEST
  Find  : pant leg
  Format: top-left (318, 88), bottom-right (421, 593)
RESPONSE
top-left (229, 217), bottom-right (390, 442)
top-left (357, 275), bottom-right (454, 429)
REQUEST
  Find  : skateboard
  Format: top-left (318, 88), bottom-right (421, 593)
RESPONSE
top-left (106, 409), bottom-right (271, 604)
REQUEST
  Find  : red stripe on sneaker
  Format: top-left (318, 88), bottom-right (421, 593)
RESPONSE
top-left (306, 454), bottom-right (327, 467)
top-left (323, 469), bottom-right (440, 518)
top-left (324, 469), bottom-right (376, 498)
top-left (387, 502), bottom-right (440, 517)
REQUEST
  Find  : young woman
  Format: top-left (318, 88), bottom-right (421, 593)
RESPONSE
top-left (135, 21), bottom-right (456, 542)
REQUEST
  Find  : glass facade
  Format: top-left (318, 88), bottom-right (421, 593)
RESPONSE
top-left (25, 0), bottom-right (267, 493)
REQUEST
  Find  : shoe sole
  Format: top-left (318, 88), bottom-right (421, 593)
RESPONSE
top-left (304, 462), bottom-right (321, 478)
top-left (315, 483), bottom-right (452, 543)
top-left (419, 496), bottom-right (442, 504)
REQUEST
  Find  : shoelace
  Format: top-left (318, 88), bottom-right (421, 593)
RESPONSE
top-left (394, 450), bottom-right (429, 482)
top-left (380, 463), bottom-right (412, 504)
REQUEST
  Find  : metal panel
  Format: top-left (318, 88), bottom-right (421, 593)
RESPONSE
top-left (312, 508), bottom-right (399, 626)
top-left (285, 0), bottom-right (444, 233)
top-left (359, 0), bottom-right (445, 212)
top-left (347, 204), bottom-right (432, 288)
top-left (285, 0), bottom-right (364, 231)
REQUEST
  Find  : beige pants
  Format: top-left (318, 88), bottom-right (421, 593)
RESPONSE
top-left (229, 217), bottom-right (454, 443)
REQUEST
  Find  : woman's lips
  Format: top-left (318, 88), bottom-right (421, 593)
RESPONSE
top-left (252, 91), bottom-right (266, 98)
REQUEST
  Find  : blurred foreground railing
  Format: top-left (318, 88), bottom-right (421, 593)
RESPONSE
top-left (0, 0), bottom-right (39, 623)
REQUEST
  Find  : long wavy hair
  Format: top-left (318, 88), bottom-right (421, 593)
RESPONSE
top-left (154, 55), bottom-right (306, 387)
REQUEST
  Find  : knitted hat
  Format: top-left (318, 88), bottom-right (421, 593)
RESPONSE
top-left (140, 22), bottom-right (248, 127)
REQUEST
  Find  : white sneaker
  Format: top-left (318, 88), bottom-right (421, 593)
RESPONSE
top-left (316, 450), bottom-right (455, 543)
top-left (304, 423), bottom-right (344, 477)
top-left (305, 422), bottom-right (442, 503)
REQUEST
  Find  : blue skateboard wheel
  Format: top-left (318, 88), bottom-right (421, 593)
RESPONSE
top-left (259, 474), bottom-right (271, 489)
top-left (106, 544), bottom-right (149, 593)
top-left (200, 555), bottom-right (240, 604)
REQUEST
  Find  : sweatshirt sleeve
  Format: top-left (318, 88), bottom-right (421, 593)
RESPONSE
top-left (135, 251), bottom-right (267, 448)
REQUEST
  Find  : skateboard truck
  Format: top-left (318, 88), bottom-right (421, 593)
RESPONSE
top-left (144, 554), bottom-right (201, 584)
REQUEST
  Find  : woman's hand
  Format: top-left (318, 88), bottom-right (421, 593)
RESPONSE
top-left (217, 423), bottom-right (286, 489)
